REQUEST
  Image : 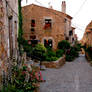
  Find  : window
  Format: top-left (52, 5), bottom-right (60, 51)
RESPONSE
top-left (72, 38), bottom-right (74, 42)
top-left (31, 19), bottom-right (35, 27)
top-left (69, 30), bottom-right (73, 36)
top-left (44, 39), bottom-right (53, 48)
top-left (30, 35), bottom-right (36, 39)
top-left (31, 40), bottom-right (38, 44)
top-left (66, 37), bottom-right (69, 40)
top-left (64, 18), bottom-right (67, 23)
top-left (44, 19), bottom-right (52, 29)
top-left (31, 28), bottom-right (35, 32)
top-left (90, 28), bottom-right (92, 31)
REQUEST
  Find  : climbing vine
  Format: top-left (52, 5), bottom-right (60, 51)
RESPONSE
top-left (18, 0), bottom-right (25, 54)
top-left (18, 0), bottom-right (32, 56)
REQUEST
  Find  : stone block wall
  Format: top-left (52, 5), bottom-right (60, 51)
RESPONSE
top-left (42, 55), bottom-right (65, 68)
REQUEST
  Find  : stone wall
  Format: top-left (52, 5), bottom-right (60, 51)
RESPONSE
top-left (0, 0), bottom-right (18, 87)
top-left (81, 21), bottom-right (92, 47)
top-left (42, 55), bottom-right (65, 68)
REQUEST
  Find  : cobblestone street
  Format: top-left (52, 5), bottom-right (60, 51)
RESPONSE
top-left (40, 55), bottom-right (92, 92)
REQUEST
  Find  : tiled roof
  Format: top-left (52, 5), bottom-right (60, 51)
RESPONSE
top-left (22, 4), bottom-right (72, 19)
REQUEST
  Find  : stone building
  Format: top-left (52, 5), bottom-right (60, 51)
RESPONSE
top-left (22, 1), bottom-right (75, 49)
top-left (0, 0), bottom-right (18, 85)
top-left (81, 21), bottom-right (92, 47)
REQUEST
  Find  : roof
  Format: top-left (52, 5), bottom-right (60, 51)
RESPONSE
top-left (86, 21), bottom-right (92, 30)
top-left (71, 27), bottom-right (76, 30)
top-left (22, 4), bottom-right (72, 19)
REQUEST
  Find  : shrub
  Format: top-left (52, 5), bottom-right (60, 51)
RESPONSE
top-left (43, 48), bottom-right (59, 61)
top-left (74, 43), bottom-right (81, 51)
top-left (56, 49), bottom-right (64, 58)
top-left (57, 40), bottom-right (70, 52)
top-left (70, 47), bottom-right (79, 57)
top-left (1, 65), bottom-right (39, 92)
top-left (31, 44), bottom-right (47, 61)
top-left (47, 49), bottom-right (56, 57)
top-left (66, 47), bottom-right (79, 61)
top-left (50, 57), bottom-right (58, 61)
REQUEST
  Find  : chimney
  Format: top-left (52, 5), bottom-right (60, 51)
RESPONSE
top-left (62, 1), bottom-right (66, 13)
top-left (48, 2), bottom-right (53, 9)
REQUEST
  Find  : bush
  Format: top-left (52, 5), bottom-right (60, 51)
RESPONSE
top-left (70, 47), bottom-right (79, 57)
top-left (56, 49), bottom-right (64, 58)
top-left (22, 40), bottom-right (33, 57)
top-left (74, 43), bottom-right (81, 51)
top-left (43, 48), bottom-right (59, 61)
top-left (31, 44), bottom-right (47, 61)
top-left (57, 40), bottom-right (70, 51)
top-left (66, 47), bottom-right (79, 61)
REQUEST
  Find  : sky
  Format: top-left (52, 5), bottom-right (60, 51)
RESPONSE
top-left (22, 0), bottom-right (92, 40)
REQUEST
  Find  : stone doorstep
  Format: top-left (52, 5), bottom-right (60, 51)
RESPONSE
top-left (42, 55), bottom-right (66, 68)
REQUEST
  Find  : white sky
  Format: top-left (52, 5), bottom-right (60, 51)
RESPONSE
top-left (22, 0), bottom-right (92, 40)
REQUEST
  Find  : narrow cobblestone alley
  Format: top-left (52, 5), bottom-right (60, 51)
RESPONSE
top-left (40, 55), bottom-right (92, 92)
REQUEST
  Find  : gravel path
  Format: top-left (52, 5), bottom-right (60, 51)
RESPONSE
top-left (40, 55), bottom-right (92, 92)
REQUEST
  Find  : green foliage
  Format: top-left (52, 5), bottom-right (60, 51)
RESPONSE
top-left (22, 40), bottom-right (32, 57)
top-left (31, 44), bottom-right (47, 61)
top-left (57, 40), bottom-right (70, 51)
top-left (43, 48), bottom-right (58, 61)
top-left (18, 0), bottom-right (23, 52)
top-left (66, 47), bottom-right (79, 61)
top-left (18, 0), bottom-right (31, 56)
top-left (56, 49), bottom-right (64, 58)
top-left (74, 43), bottom-right (82, 51)
top-left (1, 65), bottom-right (39, 92)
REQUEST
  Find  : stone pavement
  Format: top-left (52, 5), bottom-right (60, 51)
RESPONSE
top-left (40, 55), bottom-right (92, 92)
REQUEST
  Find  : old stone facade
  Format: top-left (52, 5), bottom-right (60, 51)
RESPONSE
top-left (0, 0), bottom-right (18, 85)
top-left (22, 2), bottom-right (74, 49)
top-left (81, 21), bottom-right (92, 47)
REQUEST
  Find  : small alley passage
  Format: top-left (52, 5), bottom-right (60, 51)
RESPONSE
top-left (40, 55), bottom-right (92, 92)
